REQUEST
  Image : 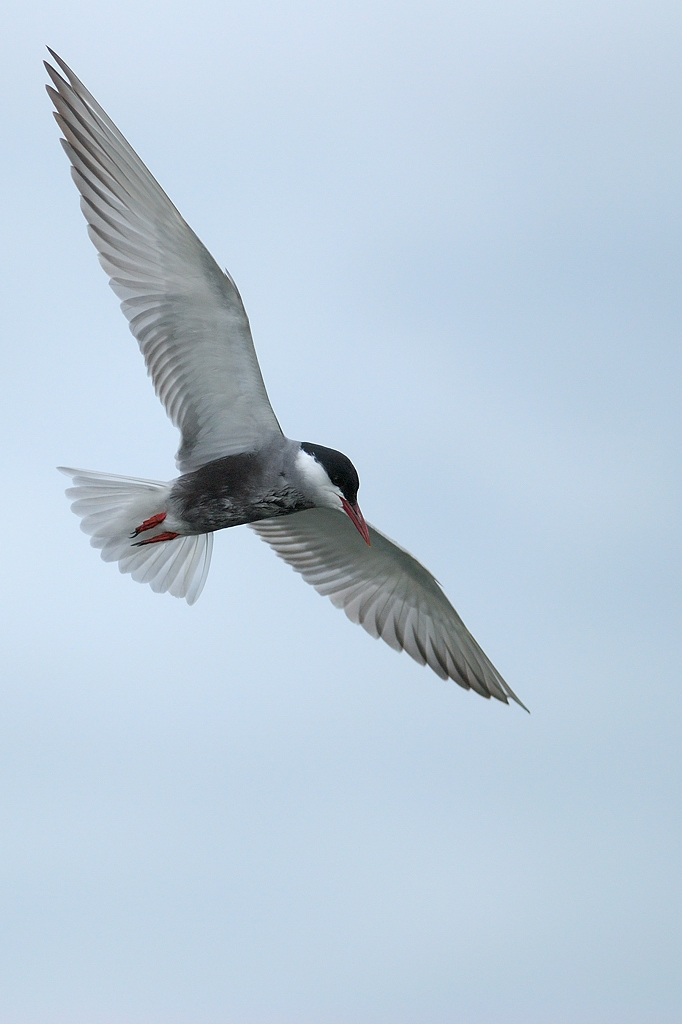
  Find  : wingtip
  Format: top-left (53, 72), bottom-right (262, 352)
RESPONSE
top-left (511, 693), bottom-right (531, 714)
top-left (44, 48), bottom-right (62, 77)
top-left (44, 49), bottom-right (83, 95)
top-left (44, 54), bottom-right (68, 98)
top-left (497, 680), bottom-right (530, 712)
top-left (45, 47), bottom-right (66, 73)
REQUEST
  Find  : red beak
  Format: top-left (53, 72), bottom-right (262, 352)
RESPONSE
top-left (341, 497), bottom-right (371, 545)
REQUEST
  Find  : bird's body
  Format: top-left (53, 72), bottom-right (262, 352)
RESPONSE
top-left (169, 439), bottom-right (363, 533)
top-left (170, 443), bottom-right (315, 534)
top-left (46, 49), bottom-right (526, 709)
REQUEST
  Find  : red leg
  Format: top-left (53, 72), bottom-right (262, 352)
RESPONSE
top-left (133, 531), bottom-right (179, 547)
top-left (131, 512), bottom-right (167, 537)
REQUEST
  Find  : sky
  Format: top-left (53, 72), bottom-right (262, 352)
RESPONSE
top-left (1, 1), bottom-right (681, 1021)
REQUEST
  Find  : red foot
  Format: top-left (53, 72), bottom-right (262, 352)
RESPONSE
top-left (133, 531), bottom-right (179, 547)
top-left (132, 512), bottom-right (167, 537)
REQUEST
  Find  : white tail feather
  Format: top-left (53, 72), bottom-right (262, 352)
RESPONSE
top-left (59, 467), bottom-right (213, 604)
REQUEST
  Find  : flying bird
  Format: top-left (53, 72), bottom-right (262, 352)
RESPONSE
top-left (46, 49), bottom-right (525, 709)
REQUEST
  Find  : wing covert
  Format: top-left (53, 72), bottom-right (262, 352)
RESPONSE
top-left (46, 50), bottom-right (282, 472)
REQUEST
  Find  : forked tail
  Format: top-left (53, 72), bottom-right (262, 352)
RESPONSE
top-left (59, 468), bottom-right (213, 604)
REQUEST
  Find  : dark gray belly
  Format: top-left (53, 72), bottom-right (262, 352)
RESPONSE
top-left (169, 452), bottom-right (313, 533)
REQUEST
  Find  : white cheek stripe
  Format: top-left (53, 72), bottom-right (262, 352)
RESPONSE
top-left (295, 449), bottom-right (343, 505)
top-left (295, 448), bottom-right (327, 487)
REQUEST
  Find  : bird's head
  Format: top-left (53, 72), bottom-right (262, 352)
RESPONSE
top-left (296, 442), bottom-right (370, 545)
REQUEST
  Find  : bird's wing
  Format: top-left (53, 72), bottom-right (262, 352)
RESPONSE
top-left (250, 509), bottom-right (527, 709)
top-left (45, 50), bottom-right (282, 473)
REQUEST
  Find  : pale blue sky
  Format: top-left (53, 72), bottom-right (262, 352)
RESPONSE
top-left (1, 2), bottom-right (681, 1022)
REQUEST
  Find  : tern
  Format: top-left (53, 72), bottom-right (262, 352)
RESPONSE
top-left (46, 50), bottom-right (525, 709)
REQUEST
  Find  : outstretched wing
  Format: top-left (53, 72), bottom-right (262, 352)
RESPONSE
top-left (46, 50), bottom-right (282, 472)
top-left (251, 509), bottom-right (527, 708)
